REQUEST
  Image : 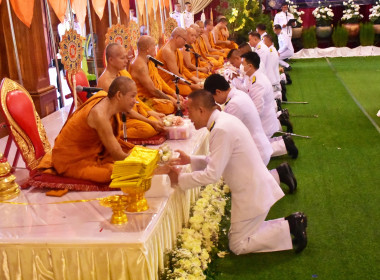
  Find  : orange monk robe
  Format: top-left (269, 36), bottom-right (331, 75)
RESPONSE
top-left (207, 31), bottom-right (230, 57)
top-left (186, 47), bottom-right (210, 79)
top-left (41, 91), bottom-right (134, 183)
top-left (195, 37), bottom-right (224, 70)
top-left (133, 61), bottom-right (175, 115)
top-left (119, 70), bottom-right (160, 138)
top-left (156, 48), bottom-right (193, 96)
top-left (216, 27), bottom-right (239, 49)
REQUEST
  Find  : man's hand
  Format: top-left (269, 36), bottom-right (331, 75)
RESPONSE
top-left (151, 120), bottom-right (165, 132)
top-left (169, 149), bottom-right (191, 165)
top-left (168, 166), bottom-right (181, 186)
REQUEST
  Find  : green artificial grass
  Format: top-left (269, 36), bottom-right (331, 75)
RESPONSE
top-left (209, 57), bottom-right (380, 280)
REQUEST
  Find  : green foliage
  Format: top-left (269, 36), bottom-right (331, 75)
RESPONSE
top-left (360, 22), bottom-right (375, 46)
top-left (332, 24), bottom-right (349, 47)
top-left (302, 27), bottom-right (318, 48)
top-left (217, 0), bottom-right (276, 45)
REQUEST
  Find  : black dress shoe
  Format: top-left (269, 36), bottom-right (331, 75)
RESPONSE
top-left (281, 108), bottom-right (289, 119)
top-left (282, 135), bottom-right (298, 159)
top-left (285, 73), bottom-right (292, 85)
top-left (285, 65), bottom-right (292, 71)
top-left (276, 162), bottom-right (297, 193)
top-left (285, 212), bottom-right (308, 253)
top-left (280, 81), bottom-right (287, 101)
top-left (278, 113), bottom-right (293, 133)
top-left (276, 99), bottom-right (282, 111)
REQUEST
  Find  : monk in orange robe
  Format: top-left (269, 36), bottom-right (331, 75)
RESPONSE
top-left (98, 43), bottom-right (165, 139)
top-left (192, 22), bottom-right (224, 70)
top-left (40, 77), bottom-right (136, 183)
top-left (156, 27), bottom-right (203, 96)
top-left (182, 27), bottom-right (211, 79)
top-left (130, 35), bottom-right (181, 115)
top-left (204, 19), bottom-right (229, 57)
top-left (212, 16), bottom-right (239, 50)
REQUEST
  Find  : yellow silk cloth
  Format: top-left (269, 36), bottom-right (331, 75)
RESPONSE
top-left (134, 61), bottom-right (175, 115)
top-left (0, 187), bottom-right (201, 280)
top-left (118, 70), bottom-right (160, 139)
top-left (156, 48), bottom-right (193, 96)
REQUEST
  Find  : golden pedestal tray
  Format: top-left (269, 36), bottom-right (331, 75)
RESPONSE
top-left (99, 195), bottom-right (129, 225)
top-left (0, 153), bottom-right (19, 201)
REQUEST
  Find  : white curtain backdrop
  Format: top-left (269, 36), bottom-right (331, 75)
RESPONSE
top-left (191, 0), bottom-right (213, 14)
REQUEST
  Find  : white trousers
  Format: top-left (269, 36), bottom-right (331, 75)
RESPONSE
top-left (229, 210), bottom-right (293, 254)
top-left (270, 136), bottom-right (287, 157)
top-left (279, 49), bottom-right (294, 60)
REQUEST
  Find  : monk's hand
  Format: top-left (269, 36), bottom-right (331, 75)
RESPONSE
top-left (225, 40), bottom-right (231, 45)
top-left (151, 120), bottom-right (165, 132)
top-left (149, 110), bottom-right (165, 119)
top-left (169, 149), bottom-right (190, 166)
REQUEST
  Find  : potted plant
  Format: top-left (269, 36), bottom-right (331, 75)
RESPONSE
top-left (369, 1), bottom-right (380, 34)
top-left (341, 0), bottom-right (363, 37)
top-left (289, 1), bottom-right (305, 38)
top-left (312, 1), bottom-right (334, 38)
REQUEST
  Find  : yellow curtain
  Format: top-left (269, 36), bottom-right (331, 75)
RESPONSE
top-left (10, 0), bottom-right (35, 28)
top-left (92, 0), bottom-right (106, 20)
top-left (72, 0), bottom-right (87, 28)
top-left (48, 0), bottom-right (67, 23)
top-left (191, 0), bottom-right (213, 15)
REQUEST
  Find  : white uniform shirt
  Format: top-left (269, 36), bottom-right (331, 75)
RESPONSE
top-left (266, 45), bottom-right (281, 86)
top-left (242, 70), bottom-right (279, 137)
top-left (277, 32), bottom-right (294, 56)
top-left (170, 11), bottom-right (182, 27)
top-left (274, 11), bottom-right (294, 37)
top-left (180, 11), bottom-right (194, 28)
top-left (224, 88), bottom-right (273, 165)
top-left (178, 110), bottom-right (284, 223)
top-left (254, 41), bottom-right (270, 78)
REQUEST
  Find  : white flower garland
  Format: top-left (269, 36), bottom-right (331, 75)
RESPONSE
top-left (161, 181), bottom-right (230, 280)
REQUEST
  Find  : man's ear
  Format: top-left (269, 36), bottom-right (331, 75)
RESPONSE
top-left (115, 90), bottom-right (122, 100)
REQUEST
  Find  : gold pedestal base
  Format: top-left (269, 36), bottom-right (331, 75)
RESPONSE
top-left (100, 195), bottom-right (129, 225)
top-left (125, 192), bottom-right (149, 212)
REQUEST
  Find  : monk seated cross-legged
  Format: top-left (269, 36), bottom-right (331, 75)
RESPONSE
top-left (130, 35), bottom-right (183, 115)
top-left (97, 43), bottom-right (165, 139)
top-left (182, 27), bottom-right (212, 79)
top-left (193, 21), bottom-right (224, 70)
top-left (40, 77), bottom-right (136, 183)
top-left (212, 16), bottom-right (239, 50)
top-left (203, 19), bottom-right (229, 57)
top-left (156, 27), bottom-right (203, 96)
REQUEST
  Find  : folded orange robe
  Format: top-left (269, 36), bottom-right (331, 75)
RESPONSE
top-left (119, 70), bottom-right (160, 138)
top-left (45, 91), bottom-right (134, 183)
top-left (156, 48), bottom-right (193, 96)
top-left (134, 61), bottom-right (175, 115)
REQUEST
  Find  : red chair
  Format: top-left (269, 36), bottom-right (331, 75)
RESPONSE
top-left (0, 78), bottom-right (51, 171)
top-left (65, 69), bottom-right (90, 116)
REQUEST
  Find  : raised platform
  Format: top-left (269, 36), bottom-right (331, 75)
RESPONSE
top-left (0, 106), bottom-right (209, 280)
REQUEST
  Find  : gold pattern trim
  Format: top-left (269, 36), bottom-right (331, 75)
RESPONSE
top-left (151, 22), bottom-right (160, 45)
top-left (105, 24), bottom-right (130, 50)
top-left (164, 18), bottom-right (178, 40)
top-left (127, 21), bottom-right (140, 51)
top-left (0, 78), bottom-right (51, 170)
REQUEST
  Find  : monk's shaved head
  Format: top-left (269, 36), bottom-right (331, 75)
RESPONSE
top-left (105, 43), bottom-right (124, 62)
top-left (188, 89), bottom-right (217, 111)
top-left (137, 35), bottom-right (155, 52)
top-left (171, 27), bottom-right (187, 39)
top-left (195, 20), bottom-right (204, 28)
top-left (108, 76), bottom-right (136, 98)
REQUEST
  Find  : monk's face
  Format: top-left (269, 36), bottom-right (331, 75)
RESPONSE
top-left (120, 84), bottom-right (137, 112)
top-left (186, 29), bottom-right (197, 44)
top-left (197, 22), bottom-right (204, 32)
top-left (109, 46), bottom-right (128, 71)
top-left (175, 31), bottom-right (187, 48)
top-left (205, 23), bottom-right (213, 32)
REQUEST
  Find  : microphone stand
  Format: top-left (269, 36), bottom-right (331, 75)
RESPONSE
top-left (121, 112), bottom-right (127, 141)
top-left (150, 61), bottom-right (191, 117)
top-left (186, 47), bottom-right (201, 79)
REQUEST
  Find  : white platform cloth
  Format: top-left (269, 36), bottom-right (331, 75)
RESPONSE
top-left (292, 46), bottom-right (380, 59)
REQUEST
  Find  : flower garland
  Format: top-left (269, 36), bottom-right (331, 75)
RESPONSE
top-left (312, 1), bottom-right (334, 26)
top-left (161, 181), bottom-right (231, 279)
top-left (369, 1), bottom-right (380, 24)
top-left (341, 0), bottom-right (363, 24)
